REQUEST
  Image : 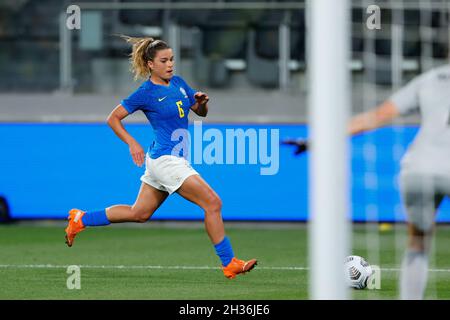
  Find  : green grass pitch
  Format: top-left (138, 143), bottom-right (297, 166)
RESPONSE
top-left (1, 222), bottom-right (450, 300)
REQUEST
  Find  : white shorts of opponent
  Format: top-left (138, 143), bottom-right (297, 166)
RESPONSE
top-left (140, 154), bottom-right (199, 194)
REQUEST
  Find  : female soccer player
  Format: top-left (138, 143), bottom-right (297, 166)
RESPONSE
top-left (64, 36), bottom-right (257, 279)
top-left (283, 64), bottom-right (450, 299)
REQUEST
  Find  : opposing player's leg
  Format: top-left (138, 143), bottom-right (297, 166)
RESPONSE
top-left (399, 174), bottom-right (443, 299)
top-left (176, 174), bottom-right (257, 279)
top-left (65, 182), bottom-right (168, 247)
top-left (400, 223), bottom-right (433, 300)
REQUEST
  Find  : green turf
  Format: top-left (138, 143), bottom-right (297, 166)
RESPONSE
top-left (1, 222), bottom-right (450, 299)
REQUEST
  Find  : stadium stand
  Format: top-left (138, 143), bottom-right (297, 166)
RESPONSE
top-left (0, 0), bottom-right (447, 123)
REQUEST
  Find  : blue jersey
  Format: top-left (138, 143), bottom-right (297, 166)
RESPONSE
top-left (121, 75), bottom-right (196, 159)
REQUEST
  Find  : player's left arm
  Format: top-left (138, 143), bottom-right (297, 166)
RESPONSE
top-left (190, 92), bottom-right (209, 117)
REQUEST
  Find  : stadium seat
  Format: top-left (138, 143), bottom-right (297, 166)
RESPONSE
top-left (373, 56), bottom-right (393, 86)
top-left (246, 30), bottom-right (279, 88)
top-left (253, 8), bottom-right (305, 61)
top-left (351, 7), bottom-right (364, 54)
top-left (432, 40), bottom-right (448, 59)
top-left (374, 38), bottom-right (421, 59)
top-left (169, 0), bottom-right (212, 27)
top-left (17, 0), bottom-right (61, 39)
top-left (402, 9), bottom-right (421, 58)
top-left (404, 9), bottom-right (421, 26)
top-left (403, 39), bottom-right (421, 58)
top-left (198, 1), bottom-right (264, 60)
top-left (413, 9), bottom-right (448, 59)
top-left (199, 0), bottom-right (277, 59)
top-left (192, 29), bottom-right (230, 88)
top-left (254, 20), bottom-right (304, 60)
top-left (431, 9), bottom-right (448, 28)
top-left (191, 24), bottom-right (245, 87)
top-left (201, 27), bottom-right (247, 60)
top-left (246, 5), bottom-right (305, 88)
top-left (191, 0), bottom-right (272, 87)
top-left (118, 0), bottom-right (163, 27)
top-left (351, 6), bottom-right (364, 23)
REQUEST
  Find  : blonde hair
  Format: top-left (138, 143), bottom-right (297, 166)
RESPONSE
top-left (120, 35), bottom-right (170, 81)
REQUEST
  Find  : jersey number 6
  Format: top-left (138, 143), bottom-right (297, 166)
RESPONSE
top-left (176, 100), bottom-right (184, 118)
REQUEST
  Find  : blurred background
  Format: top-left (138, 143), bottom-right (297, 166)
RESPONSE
top-left (1, 0), bottom-right (450, 300)
top-left (1, 0), bottom-right (449, 222)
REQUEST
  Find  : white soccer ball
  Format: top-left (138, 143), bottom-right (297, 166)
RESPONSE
top-left (344, 255), bottom-right (373, 289)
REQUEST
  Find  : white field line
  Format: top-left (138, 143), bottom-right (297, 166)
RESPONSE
top-left (0, 264), bottom-right (305, 271)
top-left (0, 264), bottom-right (450, 273)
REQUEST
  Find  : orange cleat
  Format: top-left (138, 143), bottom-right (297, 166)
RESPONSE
top-left (64, 209), bottom-right (86, 247)
top-left (222, 257), bottom-right (257, 279)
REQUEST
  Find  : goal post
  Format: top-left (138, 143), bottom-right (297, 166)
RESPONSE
top-left (308, 0), bottom-right (351, 299)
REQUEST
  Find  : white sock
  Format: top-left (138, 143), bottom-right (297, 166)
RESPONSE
top-left (399, 250), bottom-right (429, 300)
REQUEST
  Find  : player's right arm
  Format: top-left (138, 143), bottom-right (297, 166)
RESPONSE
top-left (348, 71), bottom-right (422, 136)
top-left (283, 73), bottom-right (420, 155)
top-left (107, 104), bottom-right (145, 167)
top-left (347, 100), bottom-right (400, 136)
top-left (282, 101), bottom-right (399, 155)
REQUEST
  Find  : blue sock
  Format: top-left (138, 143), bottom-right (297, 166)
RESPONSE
top-left (214, 236), bottom-right (235, 266)
top-left (81, 209), bottom-right (111, 227)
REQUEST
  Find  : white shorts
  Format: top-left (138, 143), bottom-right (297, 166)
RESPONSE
top-left (400, 173), bottom-right (450, 232)
top-left (140, 154), bottom-right (199, 194)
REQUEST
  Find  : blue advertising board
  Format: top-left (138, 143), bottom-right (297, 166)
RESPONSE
top-left (0, 123), bottom-right (448, 222)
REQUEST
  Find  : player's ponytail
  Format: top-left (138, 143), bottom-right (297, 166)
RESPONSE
top-left (120, 35), bottom-right (171, 81)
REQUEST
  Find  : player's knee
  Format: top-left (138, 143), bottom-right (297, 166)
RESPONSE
top-left (408, 237), bottom-right (427, 253)
top-left (408, 224), bottom-right (431, 252)
top-left (409, 214), bottom-right (434, 234)
top-left (211, 195), bottom-right (222, 213)
top-left (135, 216), bottom-right (149, 223)
top-left (133, 208), bottom-right (154, 223)
top-left (206, 194), bottom-right (222, 214)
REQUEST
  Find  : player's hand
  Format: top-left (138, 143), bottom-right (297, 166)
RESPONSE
top-left (129, 141), bottom-right (145, 167)
top-left (281, 138), bottom-right (309, 156)
top-left (194, 92), bottom-right (209, 105)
